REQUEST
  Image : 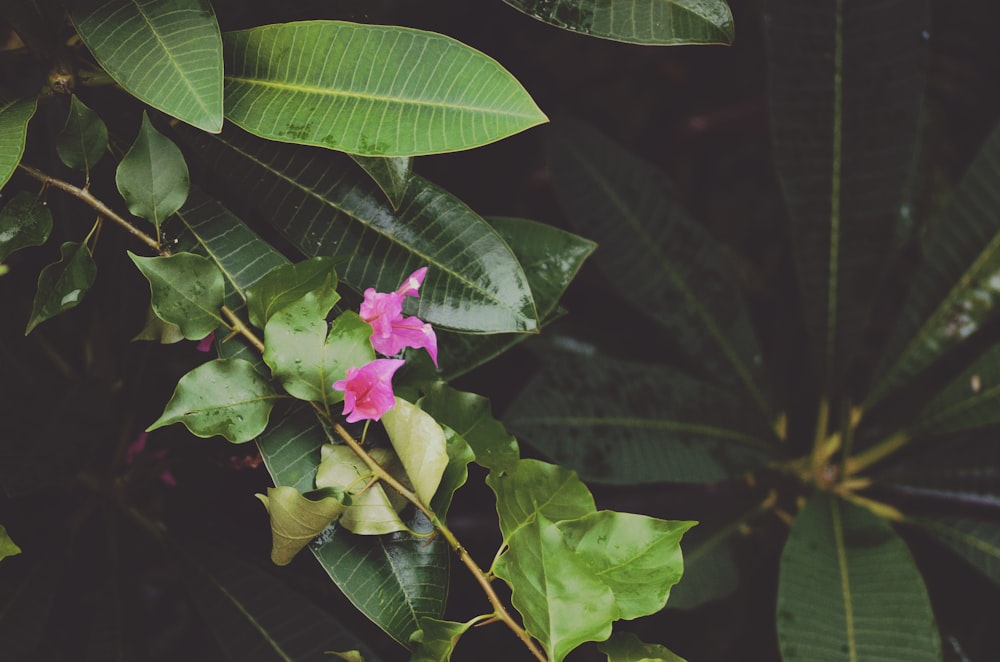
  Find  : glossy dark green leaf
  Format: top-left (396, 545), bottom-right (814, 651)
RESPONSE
top-left (147, 358), bottom-right (281, 442)
top-left (909, 516), bottom-right (1000, 586)
top-left (116, 112), bottom-right (190, 231)
top-left (486, 458), bottom-right (596, 543)
top-left (908, 344), bottom-right (1000, 436)
top-left (494, 513), bottom-right (617, 662)
top-left (547, 119), bottom-right (769, 413)
top-left (506, 355), bottom-right (776, 484)
top-left (351, 155), bottom-right (412, 209)
top-left (765, 0), bottom-right (927, 391)
top-left (558, 511), bottom-right (695, 620)
top-left (0, 92), bottom-right (37, 191)
top-left (129, 251), bottom-right (225, 340)
top-left (418, 382), bottom-right (520, 473)
top-left (598, 632), bottom-right (686, 662)
top-left (867, 119), bottom-right (1000, 408)
top-left (315, 444), bottom-right (408, 536)
top-left (382, 398), bottom-right (449, 505)
top-left (255, 405), bottom-right (449, 644)
top-left (246, 256), bottom-right (340, 329)
top-left (0, 191), bottom-right (51, 263)
top-left (178, 125), bottom-right (538, 333)
top-left (222, 22), bottom-right (546, 156)
top-left (776, 493), bottom-right (940, 662)
top-left (71, 0), bottom-right (223, 132)
top-left (176, 540), bottom-right (381, 660)
top-left (0, 525), bottom-right (20, 561)
top-left (25, 241), bottom-right (97, 334)
top-left (56, 95), bottom-right (107, 174)
top-left (410, 617), bottom-right (473, 662)
top-left (503, 0), bottom-right (733, 45)
top-left (256, 485), bottom-right (349, 566)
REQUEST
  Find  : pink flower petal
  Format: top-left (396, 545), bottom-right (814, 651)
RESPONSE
top-left (332, 359), bottom-right (405, 423)
top-left (196, 331), bottom-right (216, 353)
top-left (395, 267), bottom-right (427, 298)
top-left (370, 315), bottom-right (438, 366)
top-left (126, 431), bottom-right (148, 465)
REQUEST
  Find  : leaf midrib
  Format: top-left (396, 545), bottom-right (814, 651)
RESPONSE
top-left (831, 498), bottom-right (858, 662)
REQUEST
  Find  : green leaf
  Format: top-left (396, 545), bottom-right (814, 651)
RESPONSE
top-left (494, 513), bottom-right (617, 662)
top-left (255, 406), bottom-right (448, 643)
top-left (598, 632), bottom-right (686, 662)
top-left (351, 155), bottom-right (412, 209)
top-left (129, 251), bottom-right (224, 340)
top-left (132, 303), bottom-right (185, 344)
top-left (418, 382), bottom-right (519, 473)
top-left (246, 256), bottom-right (340, 330)
top-left (178, 126), bottom-right (539, 333)
top-left (71, 0), bottom-right (223, 132)
top-left (503, 0), bottom-right (733, 45)
top-left (409, 617), bottom-right (473, 662)
top-left (0, 191), bottom-right (52, 263)
top-left (56, 94), bottom-right (107, 174)
top-left (25, 241), bottom-right (97, 334)
top-left (558, 511), bottom-right (695, 620)
top-left (264, 303), bottom-right (374, 406)
top-left (381, 398), bottom-right (449, 505)
top-left (547, 119), bottom-right (769, 413)
top-left (487, 458), bottom-right (596, 543)
top-left (506, 355), bottom-right (776, 484)
top-left (175, 540), bottom-right (381, 660)
top-left (429, 426), bottom-right (475, 519)
top-left (867, 118), bottom-right (1000, 408)
top-left (147, 358), bottom-right (280, 442)
top-left (776, 493), bottom-right (940, 662)
top-left (907, 343), bottom-right (1000, 436)
top-left (222, 21), bottom-right (546, 156)
top-left (316, 444), bottom-right (409, 536)
top-left (256, 485), bottom-right (349, 566)
top-left (765, 0), bottom-right (928, 390)
top-left (0, 525), bottom-right (20, 561)
top-left (0, 92), bottom-right (37, 191)
top-left (909, 516), bottom-right (1000, 587)
top-left (116, 112), bottom-right (190, 231)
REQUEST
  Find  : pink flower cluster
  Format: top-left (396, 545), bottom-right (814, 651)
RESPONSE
top-left (333, 268), bottom-right (438, 423)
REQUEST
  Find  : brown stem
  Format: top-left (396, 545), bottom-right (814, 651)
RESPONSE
top-left (220, 305), bottom-right (265, 353)
top-left (17, 163), bottom-right (163, 255)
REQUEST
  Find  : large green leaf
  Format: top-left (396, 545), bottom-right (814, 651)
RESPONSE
top-left (765, 0), bottom-right (927, 391)
top-left (0, 191), bottom-right (52, 263)
top-left (776, 493), bottom-right (940, 661)
top-left (547, 119), bottom-right (769, 414)
top-left (867, 119), bottom-right (1000, 408)
top-left (254, 403), bottom-right (449, 645)
top-left (0, 92), bottom-right (37, 192)
top-left (909, 516), bottom-right (1000, 587)
top-left (505, 355), bottom-right (776, 484)
top-left (503, 0), bottom-right (733, 45)
top-left (180, 126), bottom-right (538, 333)
top-left (71, 0), bottom-right (223, 132)
top-left (25, 242), bottom-right (97, 334)
top-left (176, 540), bottom-right (382, 660)
top-left (907, 343), bottom-right (1000, 436)
top-left (351, 156), bottom-right (412, 209)
top-left (222, 21), bottom-right (546, 156)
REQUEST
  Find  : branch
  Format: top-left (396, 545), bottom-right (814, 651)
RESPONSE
top-left (18, 163), bottom-right (164, 255)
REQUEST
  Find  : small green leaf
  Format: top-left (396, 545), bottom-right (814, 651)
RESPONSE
top-left (558, 512), bottom-right (695, 620)
top-left (116, 112), bottom-right (190, 230)
top-left (328, 652), bottom-right (365, 662)
top-left (381, 399), bottom-right (449, 506)
top-left (0, 191), bottom-right (52, 263)
top-left (246, 256), bottom-right (340, 329)
top-left (264, 301), bottom-right (374, 406)
top-left (351, 156), bottom-right (412, 209)
top-left (129, 251), bottom-right (225, 340)
top-left (256, 485), bottom-right (349, 566)
top-left (494, 513), bottom-right (617, 662)
top-left (598, 631), bottom-right (686, 662)
top-left (503, 0), bottom-right (734, 46)
top-left (487, 458), bottom-right (596, 543)
top-left (409, 617), bottom-right (473, 662)
top-left (56, 95), bottom-right (107, 173)
top-left (0, 525), bottom-right (21, 561)
top-left (222, 22), bottom-right (547, 156)
top-left (25, 242), bottom-right (97, 334)
top-left (429, 427), bottom-right (475, 519)
top-left (147, 358), bottom-right (280, 443)
top-left (316, 444), bottom-right (408, 536)
top-left (0, 92), bottom-right (37, 191)
top-left (132, 304), bottom-right (185, 344)
top-left (71, 0), bottom-right (223, 132)
top-left (418, 382), bottom-right (520, 473)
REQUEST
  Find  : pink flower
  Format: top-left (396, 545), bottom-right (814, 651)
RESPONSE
top-left (332, 359), bottom-right (405, 423)
top-left (196, 331), bottom-right (215, 353)
top-left (359, 268), bottom-right (438, 366)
